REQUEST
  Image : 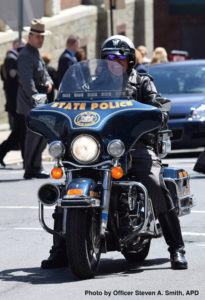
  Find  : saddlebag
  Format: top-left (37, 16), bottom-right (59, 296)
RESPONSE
top-left (163, 167), bottom-right (194, 217)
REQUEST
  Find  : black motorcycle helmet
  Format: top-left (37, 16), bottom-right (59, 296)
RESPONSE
top-left (101, 35), bottom-right (136, 70)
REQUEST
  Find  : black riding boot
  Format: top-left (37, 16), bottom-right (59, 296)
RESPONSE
top-left (158, 208), bottom-right (188, 270)
top-left (0, 144), bottom-right (7, 167)
top-left (41, 207), bottom-right (68, 269)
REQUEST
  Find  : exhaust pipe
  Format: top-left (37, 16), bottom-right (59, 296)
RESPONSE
top-left (38, 183), bottom-right (60, 206)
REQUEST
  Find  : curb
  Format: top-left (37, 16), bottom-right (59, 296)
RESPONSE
top-left (0, 123), bottom-right (10, 131)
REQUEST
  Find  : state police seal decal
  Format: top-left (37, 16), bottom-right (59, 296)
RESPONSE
top-left (74, 111), bottom-right (100, 127)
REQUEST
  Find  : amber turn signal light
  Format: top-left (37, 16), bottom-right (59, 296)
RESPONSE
top-left (111, 166), bottom-right (123, 179)
top-left (67, 189), bottom-right (83, 195)
top-left (51, 167), bottom-right (63, 179)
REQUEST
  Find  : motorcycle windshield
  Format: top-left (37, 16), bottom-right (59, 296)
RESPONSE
top-left (57, 59), bottom-right (127, 101)
top-left (28, 59), bottom-right (162, 153)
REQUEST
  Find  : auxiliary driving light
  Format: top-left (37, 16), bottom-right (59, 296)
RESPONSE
top-left (48, 141), bottom-right (65, 159)
top-left (107, 139), bottom-right (125, 158)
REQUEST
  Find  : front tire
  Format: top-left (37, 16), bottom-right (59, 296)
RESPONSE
top-left (122, 239), bottom-right (151, 262)
top-left (66, 209), bottom-right (101, 279)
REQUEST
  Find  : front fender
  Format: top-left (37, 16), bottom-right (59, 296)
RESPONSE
top-left (67, 178), bottom-right (97, 196)
top-left (57, 177), bottom-right (100, 208)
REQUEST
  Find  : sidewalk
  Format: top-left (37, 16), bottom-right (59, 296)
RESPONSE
top-left (0, 123), bottom-right (51, 166)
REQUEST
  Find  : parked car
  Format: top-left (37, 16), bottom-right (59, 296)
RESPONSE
top-left (148, 60), bottom-right (205, 149)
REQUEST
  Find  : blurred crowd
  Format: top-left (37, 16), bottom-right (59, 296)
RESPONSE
top-left (0, 18), bottom-right (189, 178)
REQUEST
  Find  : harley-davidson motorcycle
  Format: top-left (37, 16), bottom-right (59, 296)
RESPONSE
top-left (27, 59), bottom-right (193, 279)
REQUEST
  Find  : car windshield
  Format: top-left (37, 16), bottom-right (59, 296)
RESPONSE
top-left (148, 63), bottom-right (205, 94)
top-left (57, 59), bottom-right (127, 101)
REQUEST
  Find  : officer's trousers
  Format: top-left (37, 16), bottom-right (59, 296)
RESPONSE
top-left (130, 143), bottom-right (174, 217)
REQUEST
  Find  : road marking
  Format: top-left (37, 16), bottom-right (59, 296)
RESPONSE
top-left (12, 230), bottom-right (205, 236)
top-left (14, 227), bottom-right (43, 230)
top-left (182, 232), bottom-right (205, 237)
top-left (1, 206), bottom-right (204, 211)
top-left (195, 243), bottom-right (205, 247)
top-left (0, 206), bottom-right (53, 209)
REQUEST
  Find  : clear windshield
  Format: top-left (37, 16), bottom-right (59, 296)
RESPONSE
top-left (57, 59), bottom-right (127, 100)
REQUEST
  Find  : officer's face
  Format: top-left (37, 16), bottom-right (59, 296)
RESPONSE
top-left (29, 33), bottom-right (44, 49)
top-left (107, 60), bottom-right (123, 76)
top-left (115, 58), bottom-right (128, 73)
top-left (106, 55), bottom-right (128, 73)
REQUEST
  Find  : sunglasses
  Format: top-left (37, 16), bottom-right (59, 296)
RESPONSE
top-left (106, 54), bottom-right (127, 61)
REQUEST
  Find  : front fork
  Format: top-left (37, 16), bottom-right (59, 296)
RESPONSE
top-left (100, 170), bottom-right (112, 236)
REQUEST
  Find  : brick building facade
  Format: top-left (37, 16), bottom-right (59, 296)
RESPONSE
top-left (154, 0), bottom-right (205, 59)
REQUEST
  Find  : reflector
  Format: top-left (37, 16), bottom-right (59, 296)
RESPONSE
top-left (111, 167), bottom-right (123, 179)
top-left (68, 189), bottom-right (83, 195)
top-left (51, 167), bottom-right (63, 179)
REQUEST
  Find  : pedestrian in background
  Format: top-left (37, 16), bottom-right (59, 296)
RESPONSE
top-left (151, 47), bottom-right (168, 64)
top-left (135, 49), bottom-right (147, 73)
top-left (137, 45), bottom-right (151, 65)
top-left (17, 19), bottom-right (53, 179)
top-left (193, 152), bottom-right (205, 174)
top-left (0, 38), bottom-right (26, 167)
top-left (1, 39), bottom-right (26, 129)
top-left (57, 35), bottom-right (80, 87)
top-left (41, 52), bottom-right (58, 102)
top-left (75, 47), bottom-right (86, 62)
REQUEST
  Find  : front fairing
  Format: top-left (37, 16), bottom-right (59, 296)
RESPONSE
top-left (28, 100), bottom-right (161, 152)
top-left (27, 59), bottom-right (162, 155)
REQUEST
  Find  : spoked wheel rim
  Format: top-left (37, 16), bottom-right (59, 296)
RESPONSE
top-left (86, 213), bottom-right (101, 267)
top-left (66, 208), bottom-right (102, 279)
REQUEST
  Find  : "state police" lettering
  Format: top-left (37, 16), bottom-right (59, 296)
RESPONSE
top-left (51, 101), bottom-right (134, 110)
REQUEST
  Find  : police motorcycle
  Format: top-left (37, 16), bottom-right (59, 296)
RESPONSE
top-left (27, 59), bottom-right (193, 279)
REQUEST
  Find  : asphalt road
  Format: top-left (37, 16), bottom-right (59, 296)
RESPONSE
top-left (0, 159), bottom-right (204, 300)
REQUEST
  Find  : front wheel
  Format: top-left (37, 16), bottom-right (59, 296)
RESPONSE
top-left (66, 209), bottom-right (102, 279)
top-left (122, 239), bottom-right (151, 262)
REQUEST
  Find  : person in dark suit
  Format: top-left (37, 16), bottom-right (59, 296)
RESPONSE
top-left (0, 39), bottom-right (26, 167)
top-left (57, 35), bottom-right (80, 87)
top-left (17, 19), bottom-right (53, 179)
top-left (41, 52), bottom-right (58, 103)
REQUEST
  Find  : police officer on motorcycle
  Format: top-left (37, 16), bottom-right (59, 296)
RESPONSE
top-left (41, 35), bottom-right (187, 270)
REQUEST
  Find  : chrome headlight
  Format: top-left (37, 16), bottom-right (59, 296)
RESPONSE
top-left (107, 139), bottom-right (125, 157)
top-left (71, 135), bottom-right (100, 163)
top-left (48, 141), bottom-right (65, 159)
top-left (190, 104), bottom-right (205, 121)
